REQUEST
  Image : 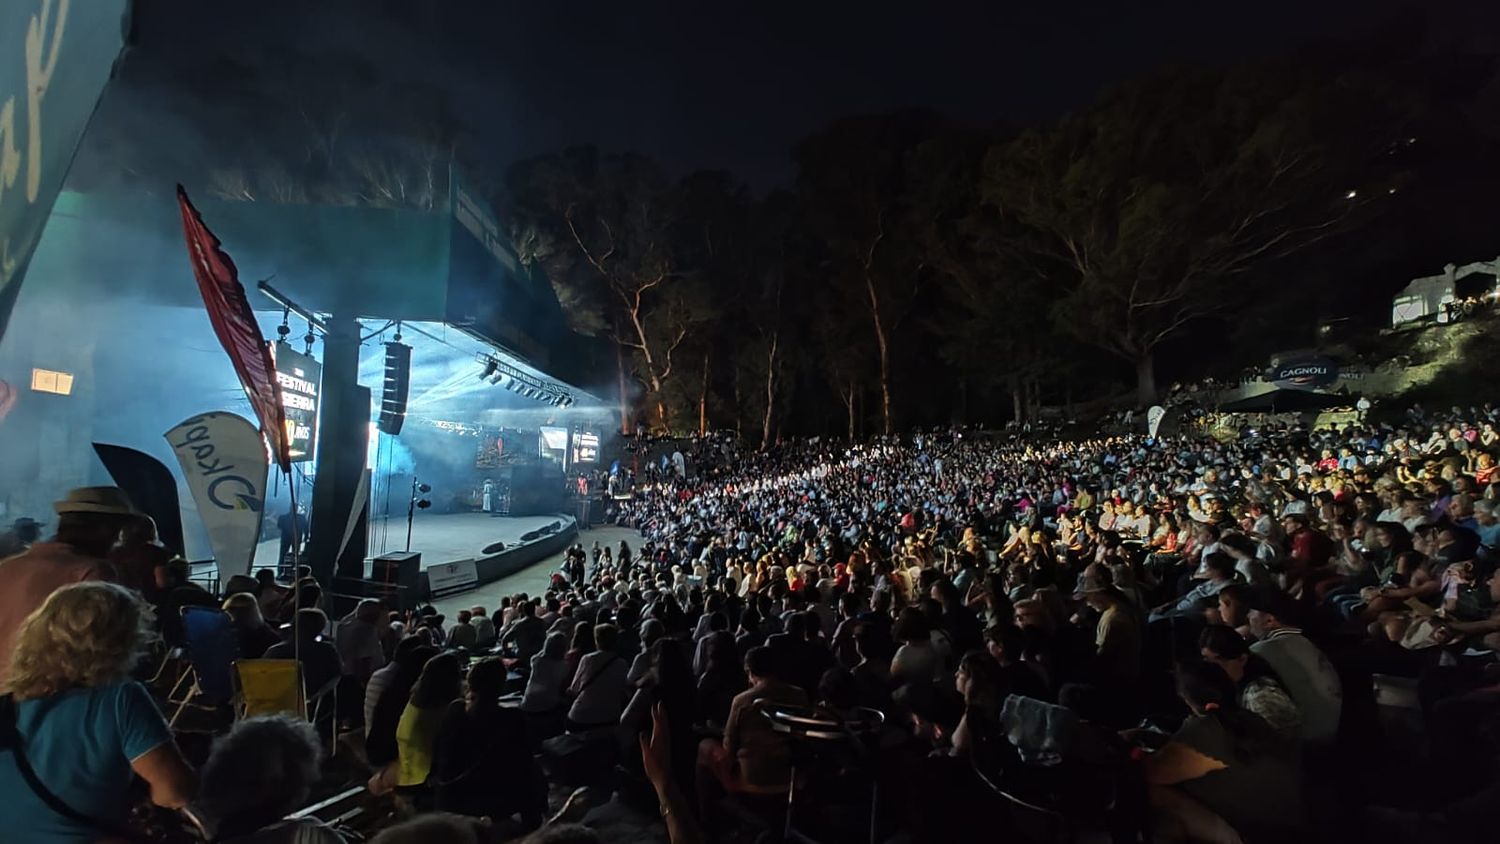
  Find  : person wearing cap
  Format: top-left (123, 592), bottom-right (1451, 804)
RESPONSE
top-left (0, 516), bottom-right (43, 559)
top-left (1077, 575), bottom-right (1142, 689)
top-left (0, 487), bottom-right (140, 687)
top-left (1246, 589), bottom-right (1342, 744)
top-left (1151, 552), bottom-right (1238, 623)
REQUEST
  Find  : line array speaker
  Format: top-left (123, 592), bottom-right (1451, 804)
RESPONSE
top-left (377, 342), bottom-right (411, 435)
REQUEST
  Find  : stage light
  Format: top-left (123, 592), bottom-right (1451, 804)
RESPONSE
top-left (489, 371), bottom-right (504, 385)
top-left (418, 483), bottom-right (432, 494)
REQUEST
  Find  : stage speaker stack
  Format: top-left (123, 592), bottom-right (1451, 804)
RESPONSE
top-left (377, 342), bottom-right (411, 435)
top-left (371, 551), bottom-right (424, 608)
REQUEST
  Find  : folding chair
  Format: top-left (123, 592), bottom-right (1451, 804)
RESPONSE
top-left (234, 658), bottom-right (306, 719)
top-left (765, 703), bottom-right (886, 844)
top-left (234, 659), bottom-right (349, 756)
top-left (167, 606), bottom-right (239, 727)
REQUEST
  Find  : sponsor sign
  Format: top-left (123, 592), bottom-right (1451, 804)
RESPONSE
top-left (165, 412), bottom-right (268, 578)
top-left (1270, 357), bottom-right (1339, 391)
top-left (427, 558), bottom-right (478, 598)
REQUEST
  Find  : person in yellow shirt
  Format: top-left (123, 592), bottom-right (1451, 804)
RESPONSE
top-left (1074, 486), bottom-right (1095, 513)
top-left (391, 653), bottom-right (462, 796)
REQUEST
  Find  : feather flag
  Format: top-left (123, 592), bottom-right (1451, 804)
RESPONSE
top-left (176, 185), bottom-right (290, 471)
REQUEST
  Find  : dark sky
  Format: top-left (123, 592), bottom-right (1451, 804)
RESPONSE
top-left (76, 0), bottom-right (1491, 189)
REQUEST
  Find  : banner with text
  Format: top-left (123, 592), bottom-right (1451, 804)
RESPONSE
top-left (273, 342), bottom-right (321, 462)
top-left (0, 0), bottom-right (131, 346)
top-left (1269, 356), bottom-right (1339, 391)
top-left (165, 412), bottom-right (268, 578)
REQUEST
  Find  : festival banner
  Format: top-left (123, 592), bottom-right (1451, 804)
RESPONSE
top-left (0, 0), bottom-right (131, 346)
top-left (177, 186), bottom-right (291, 470)
top-left (272, 341), bottom-right (321, 462)
top-left (164, 412), bottom-right (268, 578)
top-left (1146, 405), bottom-right (1166, 439)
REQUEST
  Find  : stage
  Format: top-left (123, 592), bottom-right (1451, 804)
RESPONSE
top-left (250, 512), bottom-right (576, 574)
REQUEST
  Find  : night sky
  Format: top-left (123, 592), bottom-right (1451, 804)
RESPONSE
top-left (73, 0), bottom-right (1490, 191)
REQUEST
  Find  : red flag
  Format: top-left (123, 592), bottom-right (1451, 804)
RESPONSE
top-left (176, 185), bottom-right (291, 471)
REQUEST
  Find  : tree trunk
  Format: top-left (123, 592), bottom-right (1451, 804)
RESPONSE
top-left (1010, 375), bottom-right (1024, 425)
top-left (732, 366), bottom-right (743, 438)
top-left (876, 332), bottom-right (893, 435)
top-left (845, 379), bottom-right (857, 441)
top-left (761, 333), bottom-right (779, 449)
top-left (862, 273), bottom-right (894, 436)
top-left (615, 339), bottom-right (631, 435)
top-left (624, 298), bottom-right (669, 432)
top-left (1135, 351), bottom-right (1157, 407)
top-left (698, 353), bottom-right (710, 437)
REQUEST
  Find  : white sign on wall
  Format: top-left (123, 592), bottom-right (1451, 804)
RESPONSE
top-left (427, 558), bottom-right (478, 598)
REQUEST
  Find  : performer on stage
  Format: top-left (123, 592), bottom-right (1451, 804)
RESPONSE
top-left (482, 479), bottom-right (495, 514)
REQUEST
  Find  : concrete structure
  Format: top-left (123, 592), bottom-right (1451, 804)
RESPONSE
top-left (1391, 258), bottom-right (1500, 327)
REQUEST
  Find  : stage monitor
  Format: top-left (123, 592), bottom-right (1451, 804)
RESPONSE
top-left (273, 342), bottom-right (321, 462)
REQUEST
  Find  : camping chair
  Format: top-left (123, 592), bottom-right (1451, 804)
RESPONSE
top-left (232, 658), bottom-right (347, 754)
top-left (234, 659), bottom-right (306, 719)
top-left (973, 698), bottom-right (1131, 844)
top-left (166, 606), bottom-right (239, 728)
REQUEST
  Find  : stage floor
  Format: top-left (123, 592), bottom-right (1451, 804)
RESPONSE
top-left (250, 512), bottom-right (570, 571)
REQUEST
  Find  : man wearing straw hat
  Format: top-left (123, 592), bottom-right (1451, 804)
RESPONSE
top-left (0, 487), bottom-right (140, 685)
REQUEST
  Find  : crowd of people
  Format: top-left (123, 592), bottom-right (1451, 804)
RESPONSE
top-left (4, 401), bottom-right (1500, 842)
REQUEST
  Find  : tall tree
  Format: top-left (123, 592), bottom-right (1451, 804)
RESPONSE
top-left (985, 65), bottom-right (1415, 405)
top-left (508, 148), bottom-right (717, 431)
top-left (797, 112), bottom-right (942, 434)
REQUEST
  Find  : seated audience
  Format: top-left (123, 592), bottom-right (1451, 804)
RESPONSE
top-left (223, 592), bottom-right (284, 659)
top-left (431, 658), bottom-right (547, 829)
top-left (1141, 661), bottom-right (1301, 843)
top-left (1198, 624), bottom-right (1302, 738)
top-left (566, 623), bottom-right (629, 731)
top-left (365, 642), bottom-right (440, 768)
top-left (523, 632), bottom-right (573, 715)
top-left (381, 652), bottom-right (463, 801)
top-left (335, 599), bottom-right (389, 682)
top-left (192, 715), bottom-right (346, 842)
top-left (265, 608), bottom-right (343, 696)
top-left (0, 582), bottom-right (196, 840)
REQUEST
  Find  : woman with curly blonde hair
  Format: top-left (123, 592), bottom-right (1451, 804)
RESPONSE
top-left (1, 581), bottom-right (195, 842)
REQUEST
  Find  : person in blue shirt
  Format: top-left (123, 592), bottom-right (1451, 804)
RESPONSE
top-left (2, 581), bottom-right (196, 842)
top-left (1471, 500), bottom-right (1500, 556)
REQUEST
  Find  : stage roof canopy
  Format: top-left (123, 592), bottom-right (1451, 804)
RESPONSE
top-left (348, 318), bottom-right (606, 427)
